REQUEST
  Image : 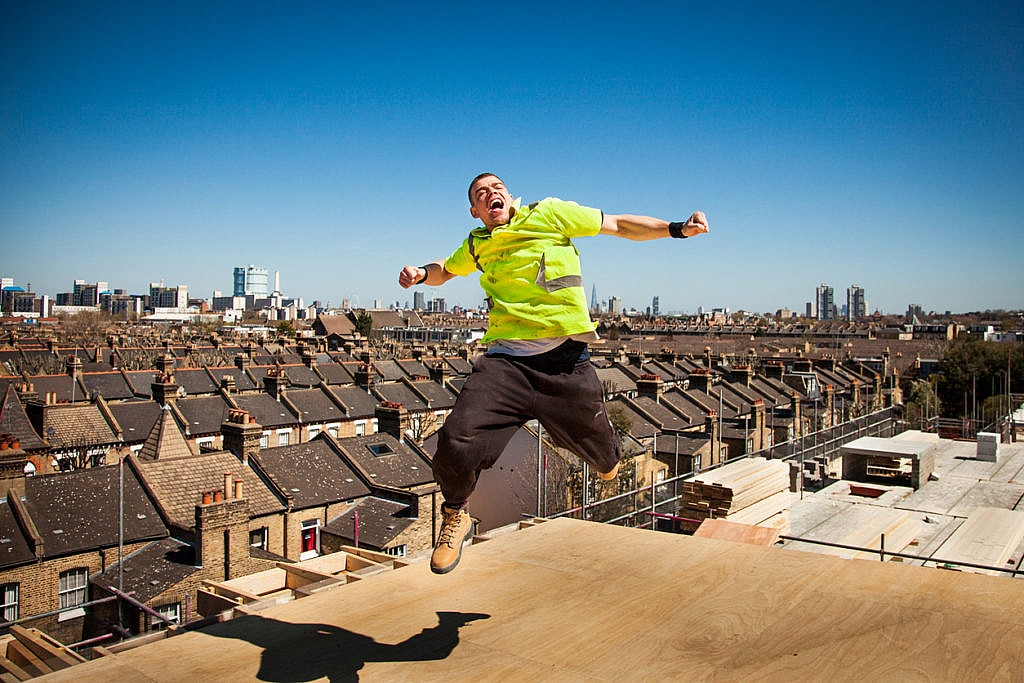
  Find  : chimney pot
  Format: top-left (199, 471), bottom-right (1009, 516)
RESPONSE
top-left (214, 489), bottom-right (224, 502)
top-left (234, 479), bottom-right (243, 500)
top-left (202, 491), bottom-right (212, 505)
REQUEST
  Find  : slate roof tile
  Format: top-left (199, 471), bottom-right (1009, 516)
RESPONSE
top-left (231, 394), bottom-right (298, 428)
top-left (251, 438), bottom-right (370, 510)
top-left (323, 497), bottom-right (413, 548)
top-left (0, 385), bottom-right (47, 450)
top-left (335, 433), bottom-right (433, 489)
top-left (134, 450), bottom-right (285, 529)
top-left (23, 466), bottom-right (168, 557)
top-left (0, 502), bottom-right (37, 569)
top-left (285, 387), bottom-right (346, 424)
top-left (108, 400), bottom-right (162, 445)
top-left (91, 537), bottom-right (197, 603)
top-left (176, 395), bottom-right (231, 436)
top-left (80, 371), bottom-right (133, 401)
top-left (328, 387), bottom-right (377, 419)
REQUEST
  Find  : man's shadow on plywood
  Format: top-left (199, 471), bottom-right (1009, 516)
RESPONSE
top-left (201, 610), bottom-right (490, 682)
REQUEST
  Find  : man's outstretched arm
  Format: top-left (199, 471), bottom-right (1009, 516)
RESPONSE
top-left (600, 211), bottom-right (709, 241)
top-left (398, 260), bottom-right (458, 289)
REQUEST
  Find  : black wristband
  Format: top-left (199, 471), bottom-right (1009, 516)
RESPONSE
top-left (415, 266), bottom-right (430, 285)
top-left (668, 221), bottom-right (689, 239)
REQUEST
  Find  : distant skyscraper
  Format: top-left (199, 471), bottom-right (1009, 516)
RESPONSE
top-left (846, 285), bottom-right (866, 320)
top-left (815, 283), bottom-right (835, 320)
top-left (413, 291), bottom-right (426, 311)
top-left (608, 296), bottom-right (622, 315)
top-left (233, 265), bottom-right (269, 297)
top-left (652, 296), bottom-right (660, 317)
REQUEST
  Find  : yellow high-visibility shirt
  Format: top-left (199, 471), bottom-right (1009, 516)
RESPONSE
top-left (445, 197), bottom-right (601, 343)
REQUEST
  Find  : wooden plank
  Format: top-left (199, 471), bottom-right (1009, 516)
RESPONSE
top-left (0, 654), bottom-right (31, 682)
top-left (8, 625), bottom-right (83, 668)
top-left (32, 518), bottom-right (1024, 683)
top-left (933, 507), bottom-right (1024, 573)
top-left (693, 519), bottom-right (781, 546)
top-left (3, 639), bottom-right (52, 677)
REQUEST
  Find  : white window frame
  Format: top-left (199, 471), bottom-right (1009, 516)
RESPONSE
top-left (0, 583), bottom-right (18, 622)
top-left (259, 432), bottom-right (270, 449)
top-left (58, 567), bottom-right (88, 620)
top-left (277, 429), bottom-right (290, 446)
top-left (385, 544), bottom-right (407, 558)
top-left (151, 602), bottom-right (181, 629)
top-left (307, 426), bottom-right (320, 439)
top-left (354, 420), bottom-right (366, 436)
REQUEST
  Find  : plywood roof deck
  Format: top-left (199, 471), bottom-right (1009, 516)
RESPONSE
top-left (40, 517), bottom-right (1024, 682)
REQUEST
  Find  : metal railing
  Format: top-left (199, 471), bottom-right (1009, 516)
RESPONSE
top-left (551, 406), bottom-right (900, 528)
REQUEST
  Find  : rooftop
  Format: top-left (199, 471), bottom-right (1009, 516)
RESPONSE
top-left (38, 516), bottom-right (1024, 681)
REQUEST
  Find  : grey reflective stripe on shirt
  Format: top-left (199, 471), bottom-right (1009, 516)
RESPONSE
top-left (534, 253), bottom-right (583, 292)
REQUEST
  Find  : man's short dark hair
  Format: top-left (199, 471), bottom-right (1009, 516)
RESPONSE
top-left (468, 173), bottom-right (503, 204)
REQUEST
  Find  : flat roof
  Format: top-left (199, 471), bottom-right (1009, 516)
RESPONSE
top-left (44, 516), bottom-right (1024, 681)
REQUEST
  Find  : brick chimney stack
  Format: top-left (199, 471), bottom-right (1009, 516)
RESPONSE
top-left (752, 399), bottom-right (766, 451)
top-left (731, 364), bottom-right (753, 387)
top-left (429, 360), bottom-right (448, 385)
top-left (222, 409), bottom-right (262, 464)
top-left (689, 368), bottom-right (713, 394)
top-left (705, 410), bottom-right (719, 466)
top-left (376, 401), bottom-right (410, 442)
top-left (195, 489), bottom-right (250, 580)
top-left (65, 354), bottom-right (83, 380)
top-left (355, 362), bottom-right (374, 391)
top-left (636, 374), bottom-right (663, 402)
top-left (264, 366), bottom-right (288, 400)
top-left (156, 353), bottom-right (176, 377)
top-left (234, 353), bottom-right (251, 371)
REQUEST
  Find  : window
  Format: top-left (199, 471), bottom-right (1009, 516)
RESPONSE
top-left (367, 442), bottom-right (396, 457)
top-left (300, 519), bottom-right (320, 560)
top-left (249, 527), bottom-right (268, 550)
top-left (0, 583), bottom-right (18, 622)
top-left (151, 602), bottom-right (180, 630)
top-left (58, 568), bottom-right (88, 620)
top-left (259, 433), bottom-right (270, 449)
top-left (277, 431), bottom-right (290, 446)
top-left (385, 545), bottom-right (407, 558)
top-left (308, 426), bottom-right (320, 439)
top-left (354, 421), bottom-right (366, 436)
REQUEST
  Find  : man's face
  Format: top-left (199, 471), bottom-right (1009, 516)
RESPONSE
top-left (469, 175), bottom-right (514, 229)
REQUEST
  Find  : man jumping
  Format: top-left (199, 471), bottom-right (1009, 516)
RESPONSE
top-left (399, 173), bottom-right (709, 574)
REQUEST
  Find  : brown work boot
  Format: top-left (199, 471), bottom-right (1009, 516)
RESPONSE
top-left (598, 461), bottom-right (620, 481)
top-left (431, 505), bottom-right (473, 574)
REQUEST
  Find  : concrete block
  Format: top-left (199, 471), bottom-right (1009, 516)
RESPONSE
top-left (977, 432), bottom-right (1001, 462)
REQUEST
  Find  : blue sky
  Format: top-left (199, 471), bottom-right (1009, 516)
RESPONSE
top-left (2, 1), bottom-right (1022, 315)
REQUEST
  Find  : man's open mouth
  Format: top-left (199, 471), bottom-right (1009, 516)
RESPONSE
top-left (489, 198), bottom-right (504, 210)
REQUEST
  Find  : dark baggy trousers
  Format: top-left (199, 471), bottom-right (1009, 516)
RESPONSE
top-left (433, 341), bottom-right (621, 506)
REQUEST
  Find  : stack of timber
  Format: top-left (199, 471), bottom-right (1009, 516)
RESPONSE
top-left (932, 507), bottom-right (1024, 575)
top-left (0, 625), bottom-right (85, 680)
top-left (679, 457), bottom-right (790, 533)
top-left (788, 506), bottom-right (921, 561)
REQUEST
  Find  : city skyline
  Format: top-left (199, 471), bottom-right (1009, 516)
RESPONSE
top-left (7, 268), bottom-right (1017, 319)
top-left (2, 3), bottom-right (1022, 314)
